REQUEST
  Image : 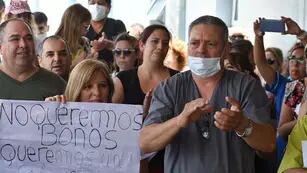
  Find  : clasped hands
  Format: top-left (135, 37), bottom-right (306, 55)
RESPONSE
top-left (177, 97), bottom-right (248, 132)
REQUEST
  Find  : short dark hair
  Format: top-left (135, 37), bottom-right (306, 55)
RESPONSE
top-left (0, 18), bottom-right (33, 44)
top-left (38, 35), bottom-right (71, 57)
top-left (88, 0), bottom-right (111, 6)
top-left (189, 15), bottom-right (229, 42)
top-left (229, 39), bottom-right (254, 74)
top-left (0, 0), bottom-right (5, 8)
top-left (139, 24), bottom-right (171, 44)
top-left (288, 42), bottom-right (304, 57)
top-left (106, 0), bottom-right (111, 6)
top-left (230, 39), bottom-right (253, 55)
top-left (33, 11), bottom-right (48, 25)
top-left (113, 32), bottom-right (139, 72)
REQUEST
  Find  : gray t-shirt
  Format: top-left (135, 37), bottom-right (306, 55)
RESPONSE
top-left (143, 70), bottom-right (271, 173)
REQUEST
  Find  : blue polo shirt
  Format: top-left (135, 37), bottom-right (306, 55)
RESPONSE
top-left (265, 72), bottom-right (289, 123)
top-left (265, 72), bottom-right (290, 165)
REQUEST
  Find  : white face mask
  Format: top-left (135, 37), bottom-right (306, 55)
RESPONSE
top-left (36, 33), bottom-right (47, 41)
top-left (188, 56), bottom-right (221, 78)
top-left (88, 4), bottom-right (108, 21)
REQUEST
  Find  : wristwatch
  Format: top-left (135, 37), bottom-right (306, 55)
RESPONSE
top-left (235, 118), bottom-right (253, 138)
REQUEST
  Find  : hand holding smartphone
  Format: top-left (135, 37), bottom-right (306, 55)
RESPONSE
top-left (260, 19), bottom-right (285, 33)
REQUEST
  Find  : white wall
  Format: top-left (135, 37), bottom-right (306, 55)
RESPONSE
top-left (231, 0), bottom-right (303, 56)
top-left (184, 0), bottom-right (306, 56)
top-left (24, 0), bottom-right (150, 35)
top-left (28, 0), bottom-right (75, 35)
top-left (111, 0), bottom-right (150, 28)
top-left (165, 0), bottom-right (186, 40)
top-left (6, 0), bottom-right (306, 57)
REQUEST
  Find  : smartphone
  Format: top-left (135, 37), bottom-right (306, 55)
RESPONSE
top-left (260, 19), bottom-right (285, 33)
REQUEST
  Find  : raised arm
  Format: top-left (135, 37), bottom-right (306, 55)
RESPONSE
top-left (282, 16), bottom-right (307, 46)
top-left (253, 19), bottom-right (276, 85)
top-left (278, 102), bottom-right (297, 139)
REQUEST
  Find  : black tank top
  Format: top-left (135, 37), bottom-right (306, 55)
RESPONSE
top-left (116, 67), bottom-right (178, 105)
top-left (117, 67), bottom-right (178, 173)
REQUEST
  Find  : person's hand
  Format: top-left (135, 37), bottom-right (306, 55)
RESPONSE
top-left (45, 95), bottom-right (67, 103)
top-left (143, 89), bottom-right (153, 121)
top-left (214, 97), bottom-right (246, 131)
top-left (177, 98), bottom-right (213, 128)
top-left (253, 19), bottom-right (264, 37)
top-left (281, 16), bottom-right (302, 35)
top-left (91, 32), bottom-right (114, 52)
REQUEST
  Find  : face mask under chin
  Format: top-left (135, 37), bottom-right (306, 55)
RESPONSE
top-left (188, 56), bottom-right (222, 78)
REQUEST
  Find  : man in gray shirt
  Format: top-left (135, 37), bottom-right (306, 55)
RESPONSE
top-left (140, 15), bottom-right (275, 173)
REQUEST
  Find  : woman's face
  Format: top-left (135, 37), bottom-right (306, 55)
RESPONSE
top-left (113, 40), bottom-right (137, 71)
top-left (81, 21), bottom-right (91, 36)
top-left (288, 48), bottom-right (306, 80)
top-left (224, 58), bottom-right (239, 71)
top-left (140, 29), bottom-right (170, 64)
top-left (79, 70), bottom-right (110, 102)
top-left (265, 51), bottom-right (279, 72)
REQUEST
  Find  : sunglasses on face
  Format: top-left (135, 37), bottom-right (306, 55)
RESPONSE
top-left (267, 59), bottom-right (275, 65)
top-left (288, 55), bottom-right (305, 65)
top-left (112, 48), bottom-right (135, 57)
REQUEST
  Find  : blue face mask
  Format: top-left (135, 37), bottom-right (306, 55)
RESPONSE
top-left (188, 56), bottom-right (221, 78)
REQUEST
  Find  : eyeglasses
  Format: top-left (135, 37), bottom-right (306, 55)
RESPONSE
top-left (288, 55), bottom-right (305, 65)
top-left (112, 48), bottom-right (135, 57)
top-left (267, 59), bottom-right (275, 65)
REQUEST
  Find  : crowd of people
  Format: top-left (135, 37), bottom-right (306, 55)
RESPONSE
top-left (0, 0), bottom-right (307, 173)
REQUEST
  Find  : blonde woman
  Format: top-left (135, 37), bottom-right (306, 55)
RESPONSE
top-left (55, 4), bottom-right (93, 67)
top-left (45, 59), bottom-right (148, 173)
top-left (46, 59), bottom-right (113, 103)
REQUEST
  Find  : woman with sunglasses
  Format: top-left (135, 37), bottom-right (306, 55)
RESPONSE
top-left (254, 18), bottom-right (307, 168)
top-left (278, 43), bottom-right (307, 136)
top-left (112, 24), bottom-right (178, 173)
top-left (265, 47), bottom-right (284, 74)
top-left (112, 32), bottom-right (139, 75)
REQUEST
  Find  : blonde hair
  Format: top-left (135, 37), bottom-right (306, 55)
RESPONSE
top-left (64, 59), bottom-right (114, 102)
top-left (55, 3), bottom-right (91, 55)
top-left (265, 47), bottom-right (283, 72)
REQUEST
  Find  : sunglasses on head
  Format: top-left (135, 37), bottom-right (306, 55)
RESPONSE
top-left (112, 48), bottom-right (135, 57)
top-left (267, 59), bottom-right (275, 65)
top-left (288, 55), bottom-right (305, 64)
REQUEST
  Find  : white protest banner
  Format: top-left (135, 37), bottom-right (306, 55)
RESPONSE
top-left (0, 99), bottom-right (143, 173)
top-left (302, 140), bottom-right (307, 168)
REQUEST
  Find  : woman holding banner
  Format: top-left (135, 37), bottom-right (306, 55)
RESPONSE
top-left (45, 59), bottom-right (149, 173)
top-left (45, 59), bottom-right (114, 103)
